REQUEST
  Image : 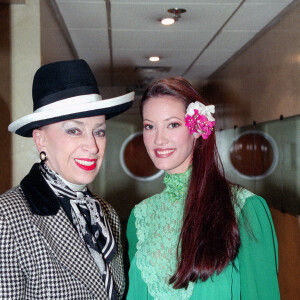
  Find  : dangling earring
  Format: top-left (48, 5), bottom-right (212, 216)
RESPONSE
top-left (40, 151), bottom-right (47, 162)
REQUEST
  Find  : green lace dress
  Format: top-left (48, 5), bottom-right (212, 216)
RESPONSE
top-left (126, 168), bottom-right (280, 300)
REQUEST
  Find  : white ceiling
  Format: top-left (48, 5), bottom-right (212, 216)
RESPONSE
top-left (54, 0), bottom-right (294, 89)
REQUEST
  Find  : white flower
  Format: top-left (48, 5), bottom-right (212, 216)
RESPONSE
top-left (185, 101), bottom-right (215, 122)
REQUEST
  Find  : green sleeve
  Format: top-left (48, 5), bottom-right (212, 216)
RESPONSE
top-left (127, 208), bottom-right (138, 263)
top-left (238, 195), bottom-right (280, 300)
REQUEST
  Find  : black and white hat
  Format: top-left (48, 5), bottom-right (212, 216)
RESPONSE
top-left (8, 59), bottom-right (135, 137)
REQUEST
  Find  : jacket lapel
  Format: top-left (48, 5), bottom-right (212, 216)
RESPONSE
top-left (21, 164), bottom-right (108, 299)
top-left (31, 209), bottom-right (108, 299)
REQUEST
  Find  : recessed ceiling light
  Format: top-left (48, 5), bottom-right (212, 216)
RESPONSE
top-left (149, 56), bottom-right (160, 62)
top-left (161, 17), bottom-right (175, 26)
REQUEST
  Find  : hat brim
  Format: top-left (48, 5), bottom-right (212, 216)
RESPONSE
top-left (9, 92), bottom-right (134, 137)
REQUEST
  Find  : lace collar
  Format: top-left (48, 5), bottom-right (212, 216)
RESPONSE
top-left (163, 166), bottom-right (192, 202)
top-left (134, 165), bottom-right (195, 299)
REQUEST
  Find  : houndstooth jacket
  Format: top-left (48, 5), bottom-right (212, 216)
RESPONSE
top-left (0, 164), bottom-right (125, 299)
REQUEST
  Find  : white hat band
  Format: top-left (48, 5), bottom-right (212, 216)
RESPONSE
top-left (8, 91), bottom-right (135, 133)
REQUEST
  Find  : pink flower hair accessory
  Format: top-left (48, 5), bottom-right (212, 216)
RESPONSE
top-left (185, 101), bottom-right (215, 139)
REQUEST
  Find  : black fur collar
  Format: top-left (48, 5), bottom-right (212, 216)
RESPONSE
top-left (20, 163), bottom-right (60, 216)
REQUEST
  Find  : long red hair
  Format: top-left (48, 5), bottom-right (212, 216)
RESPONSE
top-left (141, 77), bottom-right (240, 289)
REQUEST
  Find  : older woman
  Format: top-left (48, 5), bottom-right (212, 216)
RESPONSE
top-left (0, 59), bottom-right (134, 299)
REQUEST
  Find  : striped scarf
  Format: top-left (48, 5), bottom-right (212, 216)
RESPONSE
top-left (40, 163), bottom-right (117, 299)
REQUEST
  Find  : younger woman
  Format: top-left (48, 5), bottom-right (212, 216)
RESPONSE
top-left (126, 77), bottom-right (279, 299)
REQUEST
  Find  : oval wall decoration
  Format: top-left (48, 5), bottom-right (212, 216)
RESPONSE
top-left (229, 131), bottom-right (278, 180)
top-left (120, 132), bottom-right (163, 181)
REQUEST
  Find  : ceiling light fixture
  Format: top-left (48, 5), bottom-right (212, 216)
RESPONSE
top-left (168, 8), bottom-right (186, 21)
top-left (149, 56), bottom-right (160, 62)
top-left (161, 8), bottom-right (186, 25)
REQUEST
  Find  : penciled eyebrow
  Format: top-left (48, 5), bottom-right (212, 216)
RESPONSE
top-left (143, 116), bottom-right (183, 123)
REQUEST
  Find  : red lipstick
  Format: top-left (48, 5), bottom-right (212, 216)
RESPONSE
top-left (74, 158), bottom-right (97, 171)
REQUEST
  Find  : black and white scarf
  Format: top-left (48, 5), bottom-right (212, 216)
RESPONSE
top-left (40, 163), bottom-right (117, 300)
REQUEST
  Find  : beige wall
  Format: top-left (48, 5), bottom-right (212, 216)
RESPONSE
top-left (0, 1), bottom-right (41, 190)
top-left (10, 0), bottom-right (42, 186)
top-left (0, 0), bottom-right (76, 189)
top-left (270, 208), bottom-right (300, 300)
top-left (205, 4), bottom-right (300, 299)
top-left (40, 0), bottom-right (76, 65)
